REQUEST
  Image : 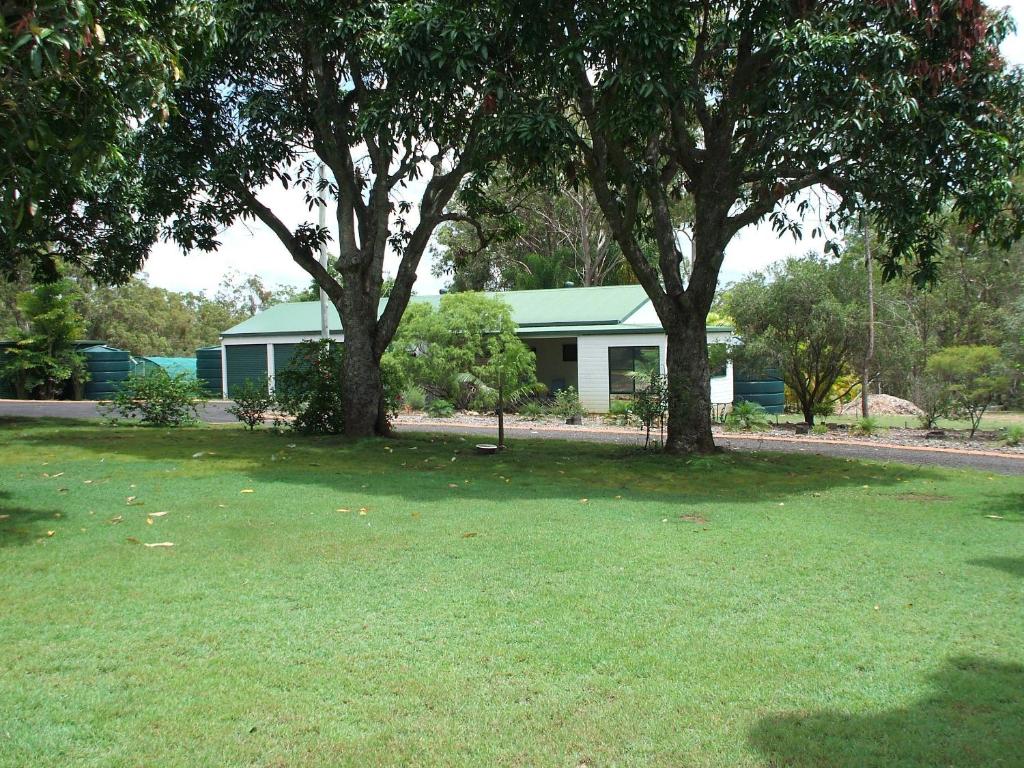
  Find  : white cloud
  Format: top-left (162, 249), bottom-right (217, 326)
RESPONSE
top-left (144, 4), bottom-right (1024, 296)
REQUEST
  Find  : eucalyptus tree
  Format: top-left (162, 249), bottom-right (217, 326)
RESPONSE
top-left (1, 0), bottom-right (207, 280)
top-left (144, 0), bottom-right (511, 435)
top-left (504, 0), bottom-right (1024, 453)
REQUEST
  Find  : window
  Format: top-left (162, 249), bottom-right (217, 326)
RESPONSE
top-left (608, 346), bottom-right (660, 395)
top-left (562, 343), bottom-right (578, 362)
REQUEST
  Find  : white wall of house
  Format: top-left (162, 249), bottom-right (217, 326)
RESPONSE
top-left (577, 331), bottom-right (733, 413)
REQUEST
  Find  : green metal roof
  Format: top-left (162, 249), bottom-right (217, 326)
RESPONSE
top-left (221, 285), bottom-right (733, 338)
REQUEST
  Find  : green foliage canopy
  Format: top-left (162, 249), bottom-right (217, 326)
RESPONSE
top-left (1, 0), bottom-right (212, 280)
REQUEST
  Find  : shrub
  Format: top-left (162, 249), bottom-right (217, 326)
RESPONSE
top-left (104, 371), bottom-right (207, 426)
top-left (426, 398), bottom-right (454, 418)
top-left (274, 340), bottom-right (346, 434)
top-left (853, 416), bottom-right (880, 436)
top-left (401, 385), bottom-right (427, 411)
top-left (518, 401), bottom-right (546, 420)
top-left (227, 377), bottom-right (275, 430)
top-left (811, 423), bottom-right (828, 435)
top-left (724, 400), bottom-right (771, 432)
top-left (606, 398), bottom-right (632, 426)
top-left (1004, 425), bottom-right (1024, 447)
top-left (551, 386), bottom-right (586, 420)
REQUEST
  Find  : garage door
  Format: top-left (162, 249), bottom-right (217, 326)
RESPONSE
top-left (225, 344), bottom-right (268, 395)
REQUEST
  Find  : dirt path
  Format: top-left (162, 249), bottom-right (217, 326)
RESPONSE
top-left (1, 399), bottom-right (1022, 475)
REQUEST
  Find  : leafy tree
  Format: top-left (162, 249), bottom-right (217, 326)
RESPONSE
top-left (456, 304), bottom-right (543, 448)
top-left (1, 0), bottom-right (209, 280)
top-left (1, 276), bottom-right (87, 398)
top-left (726, 256), bottom-right (868, 426)
top-left (432, 171), bottom-right (636, 291)
top-left (926, 345), bottom-right (1009, 437)
top-left (385, 293), bottom-right (537, 410)
top-left (501, 0), bottom-right (1024, 452)
top-left (142, 0), bottom-right (515, 437)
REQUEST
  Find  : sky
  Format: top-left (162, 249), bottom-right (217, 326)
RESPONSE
top-left (142, 1), bottom-right (1024, 297)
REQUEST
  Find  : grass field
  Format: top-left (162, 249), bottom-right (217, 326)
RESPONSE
top-left (1, 418), bottom-right (1022, 767)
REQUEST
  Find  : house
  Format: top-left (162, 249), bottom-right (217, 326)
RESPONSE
top-left (218, 284), bottom-right (733, 413)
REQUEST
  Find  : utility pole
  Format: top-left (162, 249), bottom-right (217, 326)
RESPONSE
top-left (861, 214), bottom-right (875, 418)
top-left (318, 162), bottom-right (330, 340)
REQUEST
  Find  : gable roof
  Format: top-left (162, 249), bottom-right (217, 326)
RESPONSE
top-left (221, 284), bottom-right (731, 338)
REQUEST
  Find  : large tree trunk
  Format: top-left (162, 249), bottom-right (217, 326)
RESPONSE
top-left (663, 313), bottom-right (717, 454)
top-left (341, 336), bottom-right (382, 437)
top-left (334, 287), bottom-right (385, 438)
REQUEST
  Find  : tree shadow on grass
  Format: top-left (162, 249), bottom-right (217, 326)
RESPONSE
top-left (8, 420), bottom-right (942, 507)
top-left (979, 492), bottom-right (1024, 519)
top-left (748, 656), bottom-right (1024, 768)
top-left (969, 556), bottom-right (1024, 578)
top-left (0, 490), bottom-right (63, 548)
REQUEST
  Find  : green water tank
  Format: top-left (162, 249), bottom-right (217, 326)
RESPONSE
top-left (83, 345), bottom-right (133, 400)
top-left (733, 368), bottom-right (786, 414)
top-left (195, 346), bottom-right (223, 396)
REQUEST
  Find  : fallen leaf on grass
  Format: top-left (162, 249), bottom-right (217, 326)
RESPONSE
top-left (462, 531), bottom-right (478, 538)
top-left (148, 511), bottom-right (168, 518)
top-left (448, 483), bottom-right (459, 489)
top-left (240, 489), bottom-right (254, 494)
top-left (358, 508), bottom-right (368, 516)
top-left (0, 514), bottom-right (9, 520)
top-left (46, 530), bottom-right (55, 537)
top-left (579, 498), bottom-right (589, 504)
top-left (146, 518), bottom-right (154, 525)
top-left (143, 542), bottom-right (174, 548)
top-left (192, 452), bottom-right (205, 458)
top-left (83, 480), bottom-right (93, 485)
top-left (335, 508), bottom-right (351, 513)
top-left (985, 515), bottom-right (1005, 520)
top-left (109, 515), bottom-right (123, 524)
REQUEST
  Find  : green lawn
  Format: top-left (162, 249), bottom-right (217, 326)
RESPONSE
top-left (1, 419), bottom-right (1022, 767)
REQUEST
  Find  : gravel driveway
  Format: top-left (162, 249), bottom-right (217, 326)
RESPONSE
top-left (1, 399), bottom-right (1022, 475)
